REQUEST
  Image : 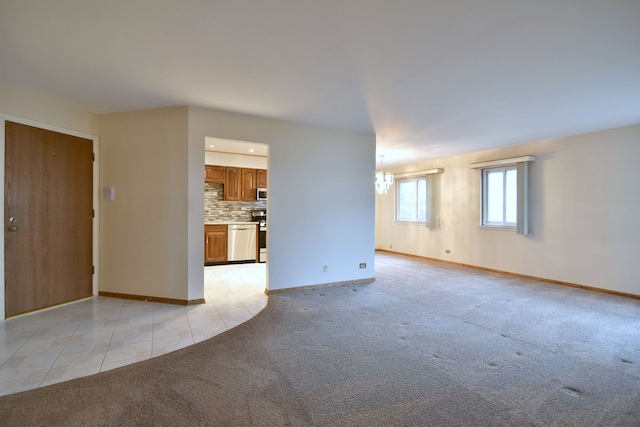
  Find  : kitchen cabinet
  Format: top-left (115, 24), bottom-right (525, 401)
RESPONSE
top-left (224, 167), bottom-right (241, 201)
top-left (205, 225), bottom-right (227, 264)
top-left (240, 168), bottom-right (256, 201)
top-left (205, 165), bottom-right (225, 183)
top-left (224, 167), bottom-right (257, 201)
top-left (256, 169), bottom-right (267, 188)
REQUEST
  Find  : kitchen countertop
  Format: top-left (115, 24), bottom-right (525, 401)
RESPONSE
top-left (205, 221), bottom-right (258, 225)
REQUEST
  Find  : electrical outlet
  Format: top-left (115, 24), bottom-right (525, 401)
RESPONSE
top-left (323, 265), bottom-right (328, 273)
top-left (359, 262), bottom-right (366, 269)
top-left (445, 249), bottom-right (450, 254)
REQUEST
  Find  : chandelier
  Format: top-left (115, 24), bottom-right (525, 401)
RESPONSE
top-left (375, 155), bottom-right (394, 195)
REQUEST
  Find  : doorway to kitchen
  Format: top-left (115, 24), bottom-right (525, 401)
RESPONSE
top-left (203, 137), bottom-right (268, 318)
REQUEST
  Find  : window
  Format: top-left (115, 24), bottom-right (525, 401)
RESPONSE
top-left (396, 177), bottom-right (427, 222)
top-left (471, 156), bottom-right (535, 235)
top-left (483, 167), bottom-right (517, 227)
top-left (395, 171), bottom-right (441, 228)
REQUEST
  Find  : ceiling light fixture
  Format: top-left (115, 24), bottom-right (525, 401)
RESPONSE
top-left (375, 155), bottom-right (393, 195)
top-left (249, 149), bottom-right (255, 153)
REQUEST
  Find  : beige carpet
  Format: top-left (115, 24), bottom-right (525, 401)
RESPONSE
top-left (1, 252), bottom-right (639, 426)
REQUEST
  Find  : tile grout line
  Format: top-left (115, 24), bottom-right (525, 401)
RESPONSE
top-left (151, 302), bottom-right (159, 357)
top-left (0, 315), bottom-right (53, 391)
top-left (98, 298), bottom-right (127, 373)
top-left (225, 268), bottom-right (267, 316)
top-left (37, 299), bottom-right (97, 389)
top-left (201, 288), bottom-right (233, 336)
top-left (184, 305), bottom-right (198, 346)
top-left (1, 311), bottom-right (53, 368)
top-left (219, 270), bottom-right (247, 303)
top-left (211, 281), bottom-right (234, 330)
top-left (207, 267), bottom-right (233, 330)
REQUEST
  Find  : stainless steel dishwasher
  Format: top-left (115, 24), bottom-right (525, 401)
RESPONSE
top-left (227, 224), bottom-right (257, 262)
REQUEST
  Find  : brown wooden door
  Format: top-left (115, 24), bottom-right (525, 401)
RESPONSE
top-left (240, 168), bottom-right (256, 201)
top-left (224, 167), bottom-right (241, 201)
top-left (5, 121), bottom-right (93, 317)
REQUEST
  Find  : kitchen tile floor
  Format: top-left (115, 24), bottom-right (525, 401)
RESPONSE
top-left (0, 263), bottom-right (267, 397)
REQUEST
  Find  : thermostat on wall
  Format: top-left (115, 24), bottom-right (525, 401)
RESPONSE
top-left (103, 187), bottom-right (115, 201)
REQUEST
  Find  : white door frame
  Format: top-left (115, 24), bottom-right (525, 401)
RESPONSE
top-left (0, 114), bottom-right (100, 320)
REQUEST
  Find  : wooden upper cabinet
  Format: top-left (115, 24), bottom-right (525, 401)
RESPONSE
top-left (224, 167), bottom-right (241, 201)
top-left (240, 168), bottom-right (256, 201)
top-left (256, 169), bottom-right (267, 188)
top-left (220, 166), bottom-right (263, 201)
top-left (205, 165), bottom-right (225, 183)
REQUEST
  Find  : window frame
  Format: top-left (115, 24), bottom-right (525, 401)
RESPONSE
top-left (395, 176), bottom-right (428, 224)
top-left (471, 156), bottom-right (534, 235)
top-left (481, 166), bottom-right (517, 230)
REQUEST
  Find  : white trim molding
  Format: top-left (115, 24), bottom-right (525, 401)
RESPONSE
top-left (470, 156), bottom-right (535, 169)
top-left (394, 168), bottom-right (444, 179)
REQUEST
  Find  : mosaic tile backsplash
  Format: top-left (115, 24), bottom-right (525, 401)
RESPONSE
top-left (205, 183), bottom-right (266, 222)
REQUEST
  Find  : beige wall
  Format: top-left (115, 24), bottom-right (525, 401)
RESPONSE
top-left (99, 107), bottom-right (190, 300)
top-left (0, 84), bottom-right (100, 136)
top-left (188, 107), bottom-right (376, 295)
top-left (376, 123), bottom-right (640, 296)
top-left (98, 105), bottom-right (376, 302)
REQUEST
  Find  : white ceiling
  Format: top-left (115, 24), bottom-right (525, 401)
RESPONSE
top-left (1, 1), bottom-right (639, 166)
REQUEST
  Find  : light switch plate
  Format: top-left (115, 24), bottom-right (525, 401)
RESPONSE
top-left (103, 187), bottom-right (115, 201)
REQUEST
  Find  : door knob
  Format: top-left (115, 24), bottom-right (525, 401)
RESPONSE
top-left (7, 226), bottom-right (19, 232)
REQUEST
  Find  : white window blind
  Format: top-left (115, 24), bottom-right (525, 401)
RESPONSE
top-left (516, 161), bottom-right (531, 236)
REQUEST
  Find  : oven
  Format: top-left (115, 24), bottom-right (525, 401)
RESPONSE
top-left (252, 210), bottom-right (267, 263)
top-left (258, 223), bottom-right (266, 263)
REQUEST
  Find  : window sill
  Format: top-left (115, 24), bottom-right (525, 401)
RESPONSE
top-left (395, 221), bottom-right (427, 226)
top-left (479, 224), bottom-right (516, 232)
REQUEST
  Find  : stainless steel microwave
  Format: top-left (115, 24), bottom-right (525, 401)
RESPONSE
top-left (256, 188), bottom-right (267, 201)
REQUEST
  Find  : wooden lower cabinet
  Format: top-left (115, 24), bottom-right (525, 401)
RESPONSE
top-left (205, 225), bottom-right (227, 264)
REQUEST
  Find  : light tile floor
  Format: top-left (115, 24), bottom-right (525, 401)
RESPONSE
top-left (0, 263), bottom-right (267, 396)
